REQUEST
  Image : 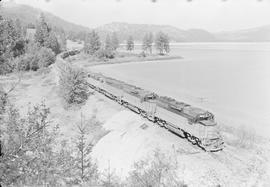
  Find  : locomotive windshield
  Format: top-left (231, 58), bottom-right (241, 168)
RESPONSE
top-left (198, 112), bottom-right (214, 121)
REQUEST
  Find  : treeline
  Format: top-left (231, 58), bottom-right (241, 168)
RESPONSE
top-left (0, 13), bottom-right (66, 75)
top-left (83, 30), bottom-right (170, 60)
top-left (127, 31), bottom-right (170, 55)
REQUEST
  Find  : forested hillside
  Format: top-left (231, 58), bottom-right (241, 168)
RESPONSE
top-left (96, 22), bottom-right (216, 42)
top-left (1, 3), bottom-right (90, 41)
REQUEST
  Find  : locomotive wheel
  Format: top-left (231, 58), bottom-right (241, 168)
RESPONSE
top-left (195, 138), bottom-right (201, 146)
top-left (164, 123), bottom-right (168, 129)
top-left (141, 112), bottom-right (147, 118)
top-left (177, 129), bottom-right (185, 138)
top-left (156, 120), bottom-right (164, 127)
top-left (186, 133), bottom-right (196, 145)
top-left (190, 136), bottom-right (197, 145)
top-left (147, 116), bottom-right (156, 122)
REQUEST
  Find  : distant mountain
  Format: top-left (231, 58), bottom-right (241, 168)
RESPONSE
top-left (96, 22), bottom-right (216, 42)
top-left (1, 2), bottom-right (90, 34)
top-left (214, 25), bottom-right (270, 42)
top-left (1, 3), bottom-right (270, 42)
top-left (97, 22), bottom-right (270, 42)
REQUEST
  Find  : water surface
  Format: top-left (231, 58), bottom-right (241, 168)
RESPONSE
top-left (92, 43), bottom-right (270, 136)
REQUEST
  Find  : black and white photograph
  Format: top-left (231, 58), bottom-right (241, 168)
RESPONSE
top-left (1, 0), bottom-right (270, 186)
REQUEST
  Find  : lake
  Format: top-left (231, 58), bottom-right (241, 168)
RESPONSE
top-left (91, 43), bottom-right (270, 137)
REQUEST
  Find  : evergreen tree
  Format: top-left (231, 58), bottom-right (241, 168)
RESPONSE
top-left (148, 32), bottom-right (153, 54)
top-left (44, 32), bottom-right (61, 54)
top-left (12, 19), bottom-right (25, 58)
top-left (142, 32), bottom-right (154, 54)
top-left (105, 34), bottom-right (112, 51)
top-left (126, 36), bottom-right (134, 51)
top-left (14, 19), bottom-right (23, 39)
top-left (74, 114), bottom-right (98, 184)
top-left (111, 32), bottom-right (119, 50)
top-left (0, 103), bottom-right (59, 185)
top-left (0, 17), bottom-right (23, 74)
top-left (35, 13), bottom-right (50, 47)
top-left (59, 30), bottom-right (67, 51)
top-left (142, 34), bottom-right (148, 53)
top-left (155, 31), bottom-right (170, 55)
top-left (84, 30), bottom-right (101, 55)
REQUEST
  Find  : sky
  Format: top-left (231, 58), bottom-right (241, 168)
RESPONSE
top-left (9, 0), bottom-right (270, 32)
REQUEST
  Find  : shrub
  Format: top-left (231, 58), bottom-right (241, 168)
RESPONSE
top-left (0, 78), bottom-right (20, 115)
top-left (221, 124), bottom-right (256, 149)
top-left (15, 53), bottom-right (38, 71)
top-left (127, 149), bottom-right (187, 187)
top-left (44, 32), bottom-right (61, 55)
top-left (95, 48), bottom-right (115, 60)
top-left (37, 47), bottom-right (56, 68)
top-left (15, 46), bottom-right (56, 71)
top-left (59, 63), bottom-right (90, 105)
top-left (234, 126), bottom-right (255, 149)
top-left (0, 87), bottom-right (8, 115)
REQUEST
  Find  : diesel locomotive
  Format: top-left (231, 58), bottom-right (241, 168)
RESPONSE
top-left (86, 72), bottom-right (224, 152)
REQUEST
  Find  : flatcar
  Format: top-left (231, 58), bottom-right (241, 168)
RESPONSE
top-left (86, 71), bottom-right (224, 152)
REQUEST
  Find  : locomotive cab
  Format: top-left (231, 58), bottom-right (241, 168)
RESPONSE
top-left (141, 93), bottom-right (158, 102)
top-left (199, 120), bottom-right (224, 151)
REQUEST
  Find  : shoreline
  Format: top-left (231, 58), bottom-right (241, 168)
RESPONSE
top-left (71, 54), bottom-right (183, 68)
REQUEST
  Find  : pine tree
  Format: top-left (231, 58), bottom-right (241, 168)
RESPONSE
top-left (74, 114), bottom-right (98, 184)
top-left (148, 32), bottom-right (153, 54)
top-left (0, 17), bottom-right (22, 74)
top-left (126, 36), bottom-right (134, 51)
top-left (0, 103), bottom-right (59, 185)
top-left (44, 32), bottom-right (61, 54)
top-left (142, 34), bottom-right (148, 53)
top-left (142, 32), bottom-right (154, 54)
top-left (84, 30), bottom-right (101, 55)
top-left (105, 34), bottom-right (112, 51)
top-left (12, 19), bottom-right (25, 57)
top-left (35, 13), bottom-right (50, 47)
top-left (111, 32), bottom-right (119, 50)
top-left (57, 28), bottom-right (67, 51)
top-left (155, 31), bottom-right (170, 55)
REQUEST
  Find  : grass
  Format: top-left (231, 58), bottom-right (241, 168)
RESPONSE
top-left (220, 124), bottom-right (257, 149)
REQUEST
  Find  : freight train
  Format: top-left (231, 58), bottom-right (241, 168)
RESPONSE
top-left (59, 49), bottom-right (224, 152)
top-left (86, 72), bottom-right (224, 152)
